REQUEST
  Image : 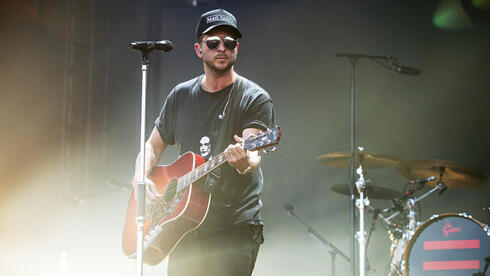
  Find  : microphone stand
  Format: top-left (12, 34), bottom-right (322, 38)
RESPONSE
top-left (335, 52), bottom-right (420, 276)
top-left (286, 204), bottom-right (350, 276)
top-left (135, 50), bottom-right (150, 276)
top-left (128, 40), bottom-right (172, 276)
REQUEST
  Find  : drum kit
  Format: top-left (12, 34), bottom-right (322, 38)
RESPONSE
top-left (316, 149), bottom-right (490, 276)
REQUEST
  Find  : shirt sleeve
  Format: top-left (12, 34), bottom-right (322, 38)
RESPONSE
top-left (242, 91), bottom-right (275, 132)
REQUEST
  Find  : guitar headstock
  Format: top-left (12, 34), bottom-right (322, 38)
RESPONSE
top-left (243, 126), bottom-right (281, 153)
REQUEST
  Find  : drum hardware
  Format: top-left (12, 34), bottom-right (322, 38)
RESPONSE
top-left (284, 203), bottom-right (350, 276)
top-left (472, 257), bottom-right (490, 276)
top-left (392, 176), bottom-right (439, 206)
top-left (384, 166), bottom-right (487, 276)
top-left (353, 163), bottom-right (385, 275)
top-left (385, 178), bottom-right (449, 276)
top-left (317, 149), bottom-right (404, 275)
top-left (365, 208), bottom-right (378, 249)
top-left (331, 184), bottom-right (400, 200)
top-left (319, 149), bottom-right (405, 275)
top-left (319, 151), bottom-right (488, 275)
top-left (354, 165), bottom-right (369, 276)
top-left (483, 206), bottom-right (490, 214)
top-left (386, 177), bottom-right (446, 226)
top-left (366, 206), bottom-right (397, 275)
top-left (396, 158), bottom-right (487, 189)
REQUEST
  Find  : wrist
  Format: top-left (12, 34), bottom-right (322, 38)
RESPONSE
top-left (237, 162), bottom-right (253, 175)
top-left (236, 150), bottom-right (259, 175)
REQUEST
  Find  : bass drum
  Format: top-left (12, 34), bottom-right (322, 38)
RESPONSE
top-left (402, 213), bottom-right (490, 276)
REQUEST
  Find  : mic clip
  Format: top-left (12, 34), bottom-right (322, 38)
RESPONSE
top-left (437, 181), bottom-right (447, 195)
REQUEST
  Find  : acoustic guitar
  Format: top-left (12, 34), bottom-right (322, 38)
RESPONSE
top-left (122, 126), bottom-right (281, 265)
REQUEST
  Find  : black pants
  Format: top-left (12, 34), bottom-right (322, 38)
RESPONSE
top-left (167, 224), bottom-right (263, 276)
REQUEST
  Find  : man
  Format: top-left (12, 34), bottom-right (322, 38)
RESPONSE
top-left (132, 8), bottom-right (275, 276)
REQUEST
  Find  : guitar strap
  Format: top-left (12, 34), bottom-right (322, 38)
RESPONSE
top-left (204, 74), bottom-right (248, 194)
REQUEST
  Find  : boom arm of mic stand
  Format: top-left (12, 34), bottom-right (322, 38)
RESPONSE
top-left (336, 52), bottom-right (418, 76)
top-left (385, 182), bottom-right (448, 223)
top-left (288, 210), bottom-right (350, 262)
top-left (335, 53), bottom-right (392, 60)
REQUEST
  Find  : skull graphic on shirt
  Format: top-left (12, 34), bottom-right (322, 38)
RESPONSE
top-left (200, 136), bottom-right (211, 159)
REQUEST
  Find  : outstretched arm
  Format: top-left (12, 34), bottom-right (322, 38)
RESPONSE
top-left (132, 126), bottom-right (168, 203)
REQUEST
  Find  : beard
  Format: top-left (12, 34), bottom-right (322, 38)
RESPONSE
top-left (203, 54), bottom-right (236, 76)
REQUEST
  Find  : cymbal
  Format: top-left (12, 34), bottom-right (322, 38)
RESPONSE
top-left (396, 159), bottom-right (487, 189)
top-left (331, 184), bottom-right (400, 200)
top-left (317, 151), bottom-right (402, 169)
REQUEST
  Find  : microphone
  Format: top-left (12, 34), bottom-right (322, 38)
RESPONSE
top-left (284, 203), bottom-right (294, 212)
top-left (393, 65), bottom-right (421, 76)
top-left (129, 40), bottom-right (174, 52)
top-left (409, 176), bottom-right (436, 185)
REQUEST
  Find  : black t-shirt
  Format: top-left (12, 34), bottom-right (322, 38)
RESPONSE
top-left (155, 74), bottom-right (275, 229)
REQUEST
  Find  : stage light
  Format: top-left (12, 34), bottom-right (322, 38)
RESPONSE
top-left (433, 0), bottom-right (490, 29)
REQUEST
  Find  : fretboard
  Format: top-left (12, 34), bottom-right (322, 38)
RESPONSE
top-left (176, 152), bottom-right (228, 192)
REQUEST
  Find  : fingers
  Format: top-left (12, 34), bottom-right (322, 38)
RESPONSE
top-left (234, 134), bottom-right (243, 143)
top-left (224, 141), bottom-right (250, 173)
top-left (224, 143), bottom-right (246, 163)
top-left (133, 176), bottom-right (161, 205)
top-left (145, 177), bottom-right (162, 204)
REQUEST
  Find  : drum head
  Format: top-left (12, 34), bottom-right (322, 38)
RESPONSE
top-left (403, 213), bottom-right (490, 275)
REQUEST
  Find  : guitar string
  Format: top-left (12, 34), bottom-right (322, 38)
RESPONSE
top-left (160, 146), bottom-right (266, 197)
top-left (160, 152), bottom-right (226, 197)
top-left (156, 130), bottom-right (277, 200)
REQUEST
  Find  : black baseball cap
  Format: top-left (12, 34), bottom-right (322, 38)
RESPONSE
top-left (196, 9), bottom-right (242, 40)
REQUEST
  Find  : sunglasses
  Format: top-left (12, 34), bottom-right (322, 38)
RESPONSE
top-left (203, 36), bottom-right (238, 50)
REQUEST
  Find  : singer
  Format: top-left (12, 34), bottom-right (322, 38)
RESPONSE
top-left (131, 8), bottom-right (275, 276)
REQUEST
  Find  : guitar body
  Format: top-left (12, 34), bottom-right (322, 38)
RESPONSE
top-left (122, 152), bottom-right (211, 265)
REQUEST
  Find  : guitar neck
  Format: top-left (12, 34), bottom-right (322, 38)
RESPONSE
top-left (176, 152), bottom-right (227, 193)
top-left (174, 126), bottom-right (281, 193)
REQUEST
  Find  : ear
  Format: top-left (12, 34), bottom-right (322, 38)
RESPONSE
top-left (194, 43), bottom-right (202, 58)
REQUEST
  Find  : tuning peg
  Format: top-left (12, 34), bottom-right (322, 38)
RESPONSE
top-left (260, 149), bottom-right (267, 155)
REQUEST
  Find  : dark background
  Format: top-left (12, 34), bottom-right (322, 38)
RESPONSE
top-left (0, 0), bottom-right (488, 275)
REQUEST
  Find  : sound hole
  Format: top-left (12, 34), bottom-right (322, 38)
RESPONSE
top-left (164, 179), bottom-right (178, 203)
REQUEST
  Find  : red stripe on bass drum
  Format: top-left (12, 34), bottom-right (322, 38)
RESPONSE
top-left (423, 260), bottom-right (480, 270)
top-left (424, 239), bottom-right (480, 250)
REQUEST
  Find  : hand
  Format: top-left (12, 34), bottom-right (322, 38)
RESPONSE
top-left (224, 135), bottom-right (250, 173)
top-left (132, 176), bottom-right (162, 205)
top-left (145, 177), bottom-right (162, 205)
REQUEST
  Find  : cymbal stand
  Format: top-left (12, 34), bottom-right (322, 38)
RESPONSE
top-left (365, 208), bottom-right (382, 275)
top-left (406, 198), bottom-right (418, 236)
top-left (355, 165), bottom-right (369, 276)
